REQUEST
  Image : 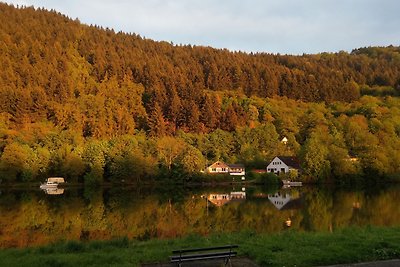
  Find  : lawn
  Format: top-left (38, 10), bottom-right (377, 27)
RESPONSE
top-left (1, 226), bottom-right (399, 267)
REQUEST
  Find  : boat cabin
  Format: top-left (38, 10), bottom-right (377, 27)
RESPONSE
top-left (46, 177), bottom-right (65, 184)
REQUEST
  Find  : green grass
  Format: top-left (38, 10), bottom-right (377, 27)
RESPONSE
top-left (1, 227), bottom-right (399, 267)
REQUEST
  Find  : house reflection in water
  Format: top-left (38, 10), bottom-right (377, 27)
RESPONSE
top-left (268, 190), bottom-right (302, 227)
top-left (267, 191), bottom-right (302, 210)
top-left (208, 191), bottom-right (246, 207)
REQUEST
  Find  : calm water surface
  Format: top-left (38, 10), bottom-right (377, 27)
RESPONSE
top-left (1, 184), bottom-right (399, 248)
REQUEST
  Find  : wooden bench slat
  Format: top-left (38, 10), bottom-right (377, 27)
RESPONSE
top-left (172, 245), bottom-right (238, 254)
top-left (171, 253), bottom-right (236, 263)
top-left (170, 251), bottom-right (237, 261)
top-left (170, 245), bottom-right (238, 266)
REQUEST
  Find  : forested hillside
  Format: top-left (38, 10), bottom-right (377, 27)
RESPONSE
top-left (1, 3), bottom-right (400, 135)
top-left (1, 3), bottom-right (400, 184)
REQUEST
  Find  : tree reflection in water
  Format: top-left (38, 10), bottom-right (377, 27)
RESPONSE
top-left (0, 185), bottom-right (399, 248)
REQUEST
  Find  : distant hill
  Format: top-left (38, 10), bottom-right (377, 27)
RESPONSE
top-left (0, 3), bottom-right (400, 136)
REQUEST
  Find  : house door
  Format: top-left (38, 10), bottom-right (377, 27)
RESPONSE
top-left (281, 168), bottom-right (285, 173)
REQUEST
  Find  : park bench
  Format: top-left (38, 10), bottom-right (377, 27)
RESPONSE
top-left (170, 244), bottom-right (238, 266)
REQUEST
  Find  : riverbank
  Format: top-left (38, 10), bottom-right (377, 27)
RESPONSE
top-left (1, 226), bottom-right (399, 267)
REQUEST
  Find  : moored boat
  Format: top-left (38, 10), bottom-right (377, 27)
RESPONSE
top-left (40, 181), bottom-right (58, 189)
top-left (282, 179), bottom-right (302, 186)
top-left (39, 177), bottom-right (65, 189)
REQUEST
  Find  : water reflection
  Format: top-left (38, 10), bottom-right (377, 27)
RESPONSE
top-left (207, 190), bottom-right (246, 207)
top-left (268, 190), bottom-right (301, 210)
top-left (41, 188), bottom-right (64, 195)
top-left (0, 185), bottom-right (399, 248)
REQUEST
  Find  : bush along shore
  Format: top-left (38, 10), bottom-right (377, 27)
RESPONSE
top-left (1, 226), bottom-right (399, 267)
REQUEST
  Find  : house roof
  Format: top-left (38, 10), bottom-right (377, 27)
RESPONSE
top-left (208, 161), bottom-right (245, 169)
top-left (277, 156), bottom-right (301, 169)
top-left (208, 161), bottom-right (229, 169)
top-left (227, 163), bottom-right (245, 169)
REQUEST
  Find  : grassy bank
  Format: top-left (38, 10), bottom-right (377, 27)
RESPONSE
top-left (1, 227), bottom-right (399, 267)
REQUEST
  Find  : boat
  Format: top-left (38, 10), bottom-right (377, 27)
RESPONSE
top-left (42, 188), bottom-right (65, 195)
top-left (40, 181), bottom-right (59, 189)
top-left (39, 177), bottom-right (65, 189)
top-left (282, 179), bottom-right (302, 187)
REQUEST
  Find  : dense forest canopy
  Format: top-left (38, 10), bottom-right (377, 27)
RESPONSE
top-left (1, 3), bottom-right (400, 184)
top-left (1, 3), bottom-right (400, 134)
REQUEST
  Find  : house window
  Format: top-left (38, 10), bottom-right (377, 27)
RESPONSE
top-left (212, 168), bottom-right (216, 172)
top-left (222, 168), bottom-right (226, 171)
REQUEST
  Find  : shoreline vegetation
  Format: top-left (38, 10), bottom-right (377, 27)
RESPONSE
top-left (0, 172), bottom-right (277, 188)
top-left (2, 171), bottom-right (400, 190)
top-left (0, 226), bottom-right (399, 267)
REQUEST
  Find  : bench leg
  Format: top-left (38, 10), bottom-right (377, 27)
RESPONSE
top-left (224, 257), bottom-right (232, 267)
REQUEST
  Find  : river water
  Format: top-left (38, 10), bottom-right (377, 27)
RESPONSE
top-left (1, 184), bottom-right (399, 248)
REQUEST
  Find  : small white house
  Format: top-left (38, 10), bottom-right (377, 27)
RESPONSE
top-left (206, 161), bottom-right (230, 174)
top-left (266, 156), bottom-right (301, 175)
top-left (206, 161), bottom-right (245, 176)
top-left (281, 137), bottom-right (288, 145)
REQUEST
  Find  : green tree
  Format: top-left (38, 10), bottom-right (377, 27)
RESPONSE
top-left (156, 136), bottom-right (186, 170)
top-left (60, 149), bottom-right (85, 183)
top-left (203, 129), bottom-right (235, 162)
top-left (0, 143), bottom-right (33, 182)
top-left (235, 123), bottom-right (279, 167)
top-left (82, 140), bottom-right (109, 185)
top-left (300, 132), bottom-right (331, 182)
top-left (107, 135), bottom-right (157, 183)
top-left (179, 145), bottom-right (205, 173)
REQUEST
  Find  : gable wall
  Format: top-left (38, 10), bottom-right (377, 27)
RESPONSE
top-left (266, 157), bottom-right (290, 173)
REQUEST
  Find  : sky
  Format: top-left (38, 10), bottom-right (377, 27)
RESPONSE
top-left (4, 0), bottom-right (400, 55)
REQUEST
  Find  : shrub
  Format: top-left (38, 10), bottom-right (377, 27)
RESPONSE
top-left (250, 171), bottom-right (280, 184)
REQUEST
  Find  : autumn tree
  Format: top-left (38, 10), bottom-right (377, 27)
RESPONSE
top-left (156, 136), bottom-right (186, 170)
top-left (147, 103), bottom-right (167, 137)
